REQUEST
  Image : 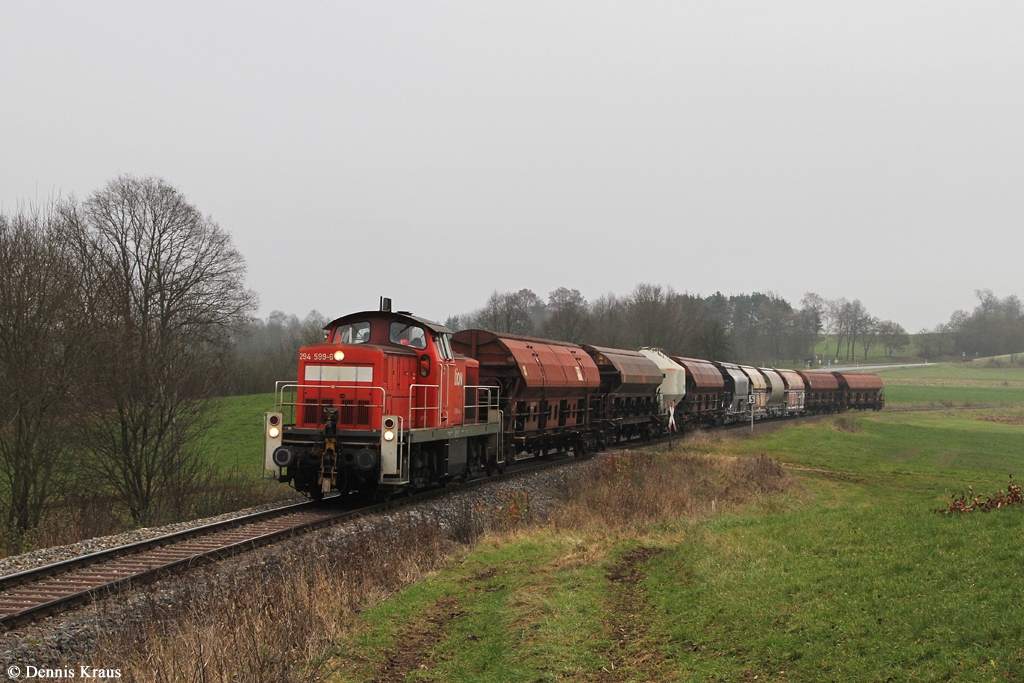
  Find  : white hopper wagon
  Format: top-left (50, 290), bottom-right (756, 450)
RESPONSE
top-left (638, 348), bottom-right (686, 415)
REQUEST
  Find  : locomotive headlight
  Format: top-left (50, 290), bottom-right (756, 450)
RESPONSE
top-left (383, 430), bottom-right (395, 442)
top-left (268, 426), bottom-right (280, 439)
top-left (334, 350), bottom-right (345, 361)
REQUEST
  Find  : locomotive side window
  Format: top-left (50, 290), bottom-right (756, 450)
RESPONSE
top-left (437, 333), bottom-right (454, 360)
top-left (332, 321), bottom-right (370, 344)
top-left (389, 322), bottom-right (426, 350)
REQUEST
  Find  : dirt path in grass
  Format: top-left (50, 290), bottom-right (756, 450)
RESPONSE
top-left (372, 595), bottom-right (465, 682)
top-left (977, 414), bottom-right (1024, 425)
top-left (596, 546), bottom-right (668, 681)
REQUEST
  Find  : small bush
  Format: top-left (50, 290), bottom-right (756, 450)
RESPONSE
top-left (829, 416), bottom-right (862, 432)
top-left (489, 489), bottom-right (533, 531)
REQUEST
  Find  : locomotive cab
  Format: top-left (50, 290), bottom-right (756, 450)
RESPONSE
top-left (266, 301), bottom-right (501, 499)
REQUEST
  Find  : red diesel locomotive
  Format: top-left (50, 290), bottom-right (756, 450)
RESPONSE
top-left (265, 299), bottom-right (503, 499)
top-left (265, 299), bottom-right (883, 499)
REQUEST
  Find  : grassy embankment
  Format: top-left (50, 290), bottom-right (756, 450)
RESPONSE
top-left (321, 372), bottom-right (1024, 682)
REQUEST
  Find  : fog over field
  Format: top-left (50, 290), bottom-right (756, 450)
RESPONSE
top-left (2, 2), bottom-right (1022, 330)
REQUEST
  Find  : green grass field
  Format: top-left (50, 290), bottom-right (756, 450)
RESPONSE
top-left (878, 361), bottom-right (1024, 407)
top-left (325, 405), bottom-right (1024, 680)
top-left (202, 392), bottom-right (276, 473)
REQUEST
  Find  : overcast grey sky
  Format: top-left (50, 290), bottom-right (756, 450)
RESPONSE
top-left (3, 1), bottom-right (1022, 331)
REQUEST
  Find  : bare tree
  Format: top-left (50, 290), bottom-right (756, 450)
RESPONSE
top-left (588, 293), bottom-right (628, 348)
top-left (788, 308), bottom-right (819, 363)
top-left (228, 310), bottom-right (327, 395)
top-left (66, 175), bottom-right (256, 523)
top-left (860, 316), bottom-right (881, 359)
top-left (844, 300), bottom-right (869, 360)
top-left (878, 320), bottom-right (909, 357)
top-left (475, 290), bottom-right (540, 335)
top-left (754, 292), bottom-right (792, 364)
top-left (541, 287), bottom-right (589, 343)
top-left (947, 290), bottom-right (1024, 357)
top-left (627, 283), bottom-right (683, 350)
top-left (826, 297), bottom-right (850, 361)
top-left (692, 316), bottom-right (730, 360)
top-left (800, 292), bottom-right (827, 359)
top-left (915, 324), bottom-right (955, 359)
top-left (0, 206), bottom-right (88, 533)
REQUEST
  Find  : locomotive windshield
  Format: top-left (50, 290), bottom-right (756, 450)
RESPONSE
top-left (389, 322), bottom-right (426, 349)
top-left (332, 321), bottom-right (370, 344)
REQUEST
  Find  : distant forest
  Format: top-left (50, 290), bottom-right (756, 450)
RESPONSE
top-left (443, 286), bottom-right (904, 366)
top-left (229, 286), bottom-right (1024, 397)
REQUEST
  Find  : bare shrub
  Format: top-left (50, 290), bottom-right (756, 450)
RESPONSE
top-left (829, 416), bottom-right (862, 432)
top-left (488, 489), bottom-right (534, 531)
top-left (436, 498), bottom-right (486, 546)
top-left (552, 449), bottom-right (793, 531)
top-left (733, 454), bottom-right (790, 494)
top-left (147, 467), bottom-right (298, 525)
top-left (13, 493), bottom-right (123, 553)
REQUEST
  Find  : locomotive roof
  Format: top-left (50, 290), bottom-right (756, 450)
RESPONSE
top-left (323, 310), bottom-right (453, 335)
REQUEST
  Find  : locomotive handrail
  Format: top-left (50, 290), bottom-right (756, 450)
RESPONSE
top-left (405, 383), bottom-right (501, 430)
top-left (409, 383), bottom-right (442, 428)
top-left (463, 385), bottom-right (499, 425)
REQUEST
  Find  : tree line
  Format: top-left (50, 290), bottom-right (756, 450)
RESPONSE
top-left (917, 290), bottom-right (1024, 361)
top-left (444, 286), bottom-right (910, 365)
top-left (0, 176), bottom-right (255, 538)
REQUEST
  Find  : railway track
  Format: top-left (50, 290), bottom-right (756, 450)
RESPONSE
top-left (0, 453), bottom-right (585, 630)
